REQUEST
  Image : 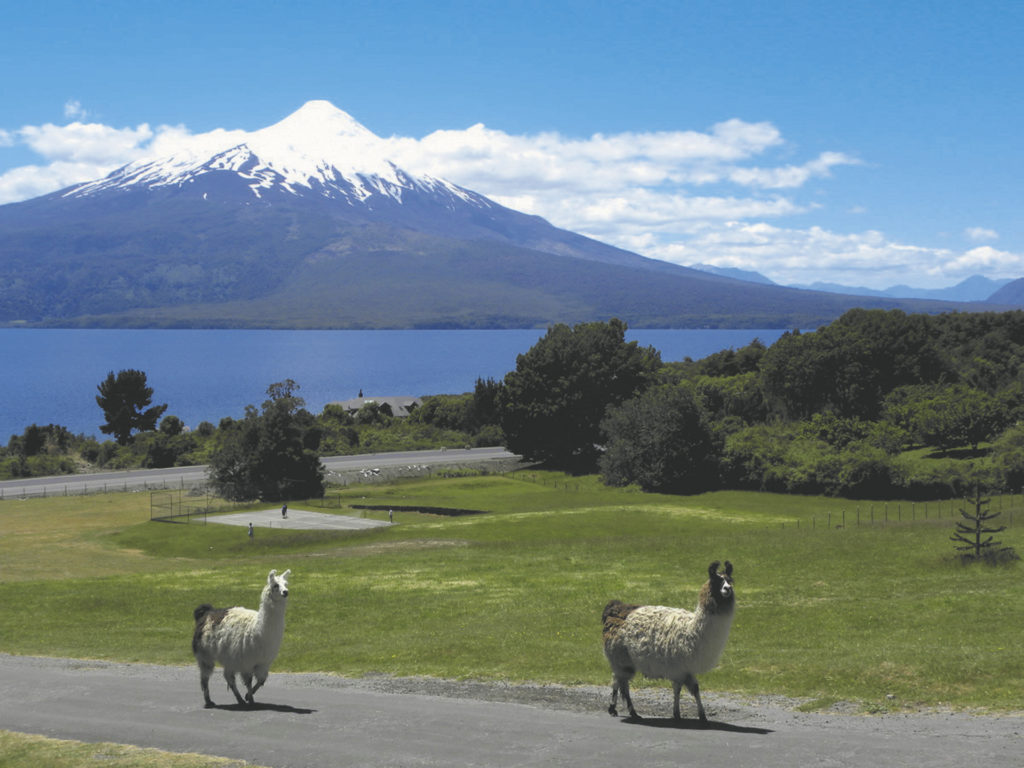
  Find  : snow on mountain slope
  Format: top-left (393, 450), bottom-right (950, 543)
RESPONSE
top-left (66, 100), bottom-right (486, 207)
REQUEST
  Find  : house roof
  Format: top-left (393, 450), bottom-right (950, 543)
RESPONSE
top-left (326, 396), bottom-right (422, 418)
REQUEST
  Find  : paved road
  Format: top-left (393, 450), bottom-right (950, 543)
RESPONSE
top-left (0, 447), bottom-right (519, 500)
top-left (1, 655), bottom-right (1020, 768)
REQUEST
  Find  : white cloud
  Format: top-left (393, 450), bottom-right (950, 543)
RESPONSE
top-left (965, 226), bottom-right (998, 242)
top-left (945, 245), bottom-right (1020, 273)
top-left (63, 100), bottom-right (87, 120)
top-left (0, 119), bottom-right (250, 204)
top-left (726, 151), bottom-right (860, 189)
top-left (0, 160), bottom-right (115, 203)
top-left (19, 122), bottom-right (155, 164)
top-left (654, 222), bottom-right (1024, 289)
top-left (387, 119), bottom-right (789, 196)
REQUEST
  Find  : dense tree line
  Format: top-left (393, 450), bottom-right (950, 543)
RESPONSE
top-left (602, 309), bottom-right (1024, 498)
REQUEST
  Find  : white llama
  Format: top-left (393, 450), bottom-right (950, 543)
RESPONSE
top-left (192, 568), bottom-right (291, 707)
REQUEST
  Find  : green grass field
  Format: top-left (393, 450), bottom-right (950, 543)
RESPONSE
top-left (0, 731), bottom-right (264, 768)
top-left (1, 472), bottom-right (1021, 714)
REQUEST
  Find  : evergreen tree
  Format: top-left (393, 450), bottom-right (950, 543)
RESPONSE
top-left (951, 486), bottom-right (1018, 563)
top-left (96, 369), bottom-right (168, 445)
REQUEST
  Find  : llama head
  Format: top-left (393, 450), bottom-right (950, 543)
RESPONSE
top-left (706, 560), bottom-right (735, 605)
top-left (266, 568), bottom-right (291, 601)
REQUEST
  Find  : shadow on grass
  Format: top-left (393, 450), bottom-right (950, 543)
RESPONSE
top-left (209, 701), bottom-right (317, 714)
top-left (618, 716), bottom-right (772, 734)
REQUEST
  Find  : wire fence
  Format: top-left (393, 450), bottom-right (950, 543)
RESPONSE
top-left (0, 474), bottom-right (209, 501)
top-left (508, 470), bottom-right (1021, 531)
top-left (149, 489), bottom-right (247, 523)
top-left (10, 463), bottom-right (1020, 534)
top-left (778, 495), bottom-right (1020, 531)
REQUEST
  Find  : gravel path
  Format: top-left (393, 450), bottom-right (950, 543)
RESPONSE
top-left (2, 655), bottom-right (1020, 767)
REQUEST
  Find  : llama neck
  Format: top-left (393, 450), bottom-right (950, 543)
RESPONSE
top-left (696, 582), bottom-right (735, 618)
top-left (257, 593), bottom-right (287, 634)
top-left (691, 595), bottom-right (735, 671)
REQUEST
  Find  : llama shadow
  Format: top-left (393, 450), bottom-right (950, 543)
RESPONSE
top-left (211, 701), bottom-right (317, 714)
top-left (619, 716), bottom-right (772, 735)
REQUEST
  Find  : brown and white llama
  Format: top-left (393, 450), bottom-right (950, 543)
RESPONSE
top-left (602, 560), bottom-right (735, 721)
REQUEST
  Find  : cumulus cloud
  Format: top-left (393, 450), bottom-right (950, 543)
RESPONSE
top-left (63, 100), bottom-right (87, 120)
top-left (388, 119), bottom-right (789, 196)
top-left (0, 118), bottom-right (249, 204)
top-left (649, 222), bottom-right (1024, 288)
top-left (0, 161), bottom-right (115, 204)
top-left (19, 122), bottom-right (155, 164)
top-left (966, 226), bottom-right (998, 242)
top-left (726, 151), bottom-right (860, 189)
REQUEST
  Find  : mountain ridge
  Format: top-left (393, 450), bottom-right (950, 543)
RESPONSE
top-left (688, 264), bottom-right (1015, 304)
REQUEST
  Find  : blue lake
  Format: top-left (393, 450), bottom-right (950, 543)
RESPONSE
top-left (0, 328), bottom-right (789, 439)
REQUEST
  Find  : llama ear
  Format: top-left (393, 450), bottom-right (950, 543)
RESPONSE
top-left (282, 569), bottom-right (291, 579)
top-left (708, 561), bottom-right (721, 579)
top-left (267, 569), bottom-right (277, 582)
top-left (724, 560), bottom-right (733, 576)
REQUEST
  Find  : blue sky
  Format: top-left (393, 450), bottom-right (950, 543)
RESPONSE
top-left (2, 0), bottom-right (1022, 289)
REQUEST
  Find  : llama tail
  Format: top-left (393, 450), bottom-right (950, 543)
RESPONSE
top-left (602, 599), bottom-right (638, 623)
top-left (193, 604), bottom-right (214, 623)
top-left (602, 599), bottom-right (640, 641)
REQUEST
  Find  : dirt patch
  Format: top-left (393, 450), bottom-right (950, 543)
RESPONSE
top-left (351, 504), bottom-right (486, 517)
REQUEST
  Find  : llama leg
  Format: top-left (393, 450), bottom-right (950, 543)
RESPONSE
top-left (241, 672), bottom-right (255, 704)
top-left (619, 677), bottom-right (639, 719)
top-left (198, 660), bottom-right (215, 708)
top-left (248, 669), bottom-right (268, 702)
top-left (672, 680), bottom-right (683, 720)
top-left (683, 674), bottom-right (707, 722)
top-left (224, 669), bottom-right (246, 705)
top-left (608, 677), bottom-right (620, 716)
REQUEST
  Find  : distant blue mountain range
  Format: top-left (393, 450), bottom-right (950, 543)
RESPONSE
top-left (689, 265), bottom-right (1015, 304)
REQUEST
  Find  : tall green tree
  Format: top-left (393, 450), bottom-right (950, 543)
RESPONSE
top-left (96, 369), bottom-right (168, 445)
top-left (207, 379), bottom-right (324, 501)
top-left (600, 384), bottom-right (717, 493)
top-left (498, 319), bottom-right (660, 471)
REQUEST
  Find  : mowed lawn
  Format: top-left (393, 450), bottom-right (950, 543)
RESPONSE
top-left (1, 472), bottom-right (1021, 713)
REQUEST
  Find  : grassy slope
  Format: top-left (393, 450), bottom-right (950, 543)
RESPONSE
top-left (0, 731), bottom-right (262, 768)
top-left (1, 473), bottom-right (1021, 713)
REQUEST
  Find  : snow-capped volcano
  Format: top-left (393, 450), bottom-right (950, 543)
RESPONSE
top-left (67, 100), bottom-right (482, 206)
top-left (2, 100), bottom-right (976, 329)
